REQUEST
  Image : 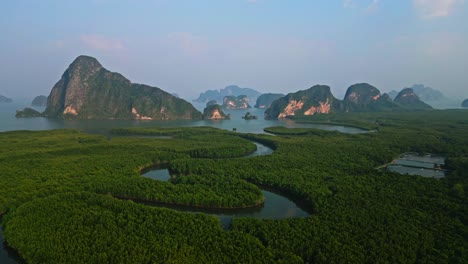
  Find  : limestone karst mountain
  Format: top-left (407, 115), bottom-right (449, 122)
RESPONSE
top-left (42, 55), bottom-right (201, 120)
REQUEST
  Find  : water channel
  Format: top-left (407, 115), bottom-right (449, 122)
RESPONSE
top-left (141, 142), bottom-right (310, 229)
top-left (0, 103), bottom-right (367, 263)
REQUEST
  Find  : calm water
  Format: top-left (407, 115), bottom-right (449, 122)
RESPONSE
top-left (0, 222), bottom-right (24, 264)
top-left (141, 142), bottom-right (309, 229)
top-left (387, 153), bottom-right (446, 179)
top-left (0, 102), bottom-right (368, 134)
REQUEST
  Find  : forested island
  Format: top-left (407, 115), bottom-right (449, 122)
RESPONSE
top-left (0, 110), bottom-right (467, 263)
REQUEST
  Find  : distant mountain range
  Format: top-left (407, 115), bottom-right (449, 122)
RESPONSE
top-left (194, 85), bottom-right (262, 104)
top-left (31, 95), bottom-right (48, 107)
top-left (255, 93), bottom-right (284, 109)
top-left (0, 95), bottom-right (12, 103)
top-left (17, 55), bottom-right (202, 120)
top-left (265, 83), bottom-right (431, 119)
top-left (388, 84), bottom-right (460, 109)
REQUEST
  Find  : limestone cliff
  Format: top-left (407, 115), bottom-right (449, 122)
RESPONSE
top-left (31, 95), bottom-right (48, 107)
top-left (202, 104), bottom-right (230, 120)
top-left (394, 88), bottom-right (433, 110)
top-left (44, 55), bottom-right (202, 120)
top-left (255, 93), bottom-right (284, 109)
top-left (222, 95), bottom-right (251, 110)
top-left (265, 85), bottom-right (343, 119)
top-left (194, 85), bottom-right (261, 104)
top-left (344, 83), bottom-right (396, 111)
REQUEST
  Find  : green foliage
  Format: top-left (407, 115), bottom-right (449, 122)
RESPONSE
top-left (1, 110), bottom-right (468, 263)
top-left (3, 192), bottom-right (275, 264)
top-left (15, 108), bottom-right (44, 118)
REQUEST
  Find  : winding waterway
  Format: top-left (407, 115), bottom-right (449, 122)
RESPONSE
top-left (0, 219), bottom-right (24, 264)
top-left (0, 102), bottom-right (366, 263)
top-left (141, 142), bottom-right (309, 229)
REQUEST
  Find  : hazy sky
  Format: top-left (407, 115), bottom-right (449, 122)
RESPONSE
top-left (1, 0), bottom-right (467, 100)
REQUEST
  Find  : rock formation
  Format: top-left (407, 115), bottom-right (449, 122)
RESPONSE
top-left (265, 83), bottom-right (433, 119)
top-left (206, 100), bottom-right (218, 107)
top-left (43, 55), bottom-right (201, 120)
top-left (344, 83), bottom-right (396, 111)
top-left (222, 95), bottom-right (250, 110)
top-left (265, 85), bottom-right (342, 119)
top-left (31, 95), bottom-right (48, 107)
top-left (16, 108), bottom-right (43, 118)
top-left (394, 88), bottom-right (433, 110)
top-left (254, 93), bottom-right (284, 109)
top-left (194, 85), bottom-right (261, 104)
top-left (202, 104), bottom-right (230, 120)
top-left (242, 112), bottom-right (258, 120)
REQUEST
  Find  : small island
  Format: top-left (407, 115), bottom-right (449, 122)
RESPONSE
top-left (242, 112), bottom-right (258, 120)
top-left (16, 108), bottom-right (44, 118)
top-left (202, 104), bottom-right (230, 120)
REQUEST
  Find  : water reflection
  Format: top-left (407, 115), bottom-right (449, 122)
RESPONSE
top-left (1, 103), bottom-right (368, 135)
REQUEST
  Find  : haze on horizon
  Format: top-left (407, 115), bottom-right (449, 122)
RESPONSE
top-left (1, 0), bottom-right (467, 102)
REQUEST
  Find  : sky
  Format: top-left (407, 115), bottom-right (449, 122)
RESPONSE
top-left (1, 0), bottom-right (467, 101)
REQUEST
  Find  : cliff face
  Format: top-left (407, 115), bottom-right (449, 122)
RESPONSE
top-left (344, 83), bottom-right (397, 111)
top-left (265, 83), bottom-right (433, 119)
top-left (44, 55), bottom-right (201, 120)
top-left (194, 85), bottom-right (261, 103)
top-left (222, 95), bottom-right (250, 110)
top-left (265, 85), bottom-right (342, 119)
top-left (344, 83), bottom-right (381, 105)
top-left (394, 88), bottom-right (433, 110)
top-left (202, 104), bottom-right (230, 120)
top-left (254, 93), bottom-right (284, 109)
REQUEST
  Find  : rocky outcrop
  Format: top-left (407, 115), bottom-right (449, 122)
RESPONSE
top-left (194, 85), bottom-right (261, 104)
top-left (43, 55), bottom-right (202, 120)
top-left (344, 83), bottom-right (381, 104)
top-left (254, 93), bottom-right (284, 109)
top-left (344, 83), bottom-right (397, 111)
top-left (31, 95), bottom-right (48, 107)
top-left (222, 95), bottom-right (250, 110)
top-left (242, 112), bottom-right (258, 120)
top-left (16, 108), bottom-right (43, 118)
top-left (394, 88), bottom-right (433, 110)
top-left (0, 95), bottom-right (12, 103)
top-left (461, 99), bottom-right (468, 108)
top-left (265, 83), bottom-right (433, 119)
top-left (265, 85), bottom-right (343, 119)
top-left (202, 104), bottom-right (230, 120)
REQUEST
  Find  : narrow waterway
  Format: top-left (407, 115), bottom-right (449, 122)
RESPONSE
top-left (141, 141), bottom-right (309, 229)
top-left (0, 219), bottom-right (24, 264)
